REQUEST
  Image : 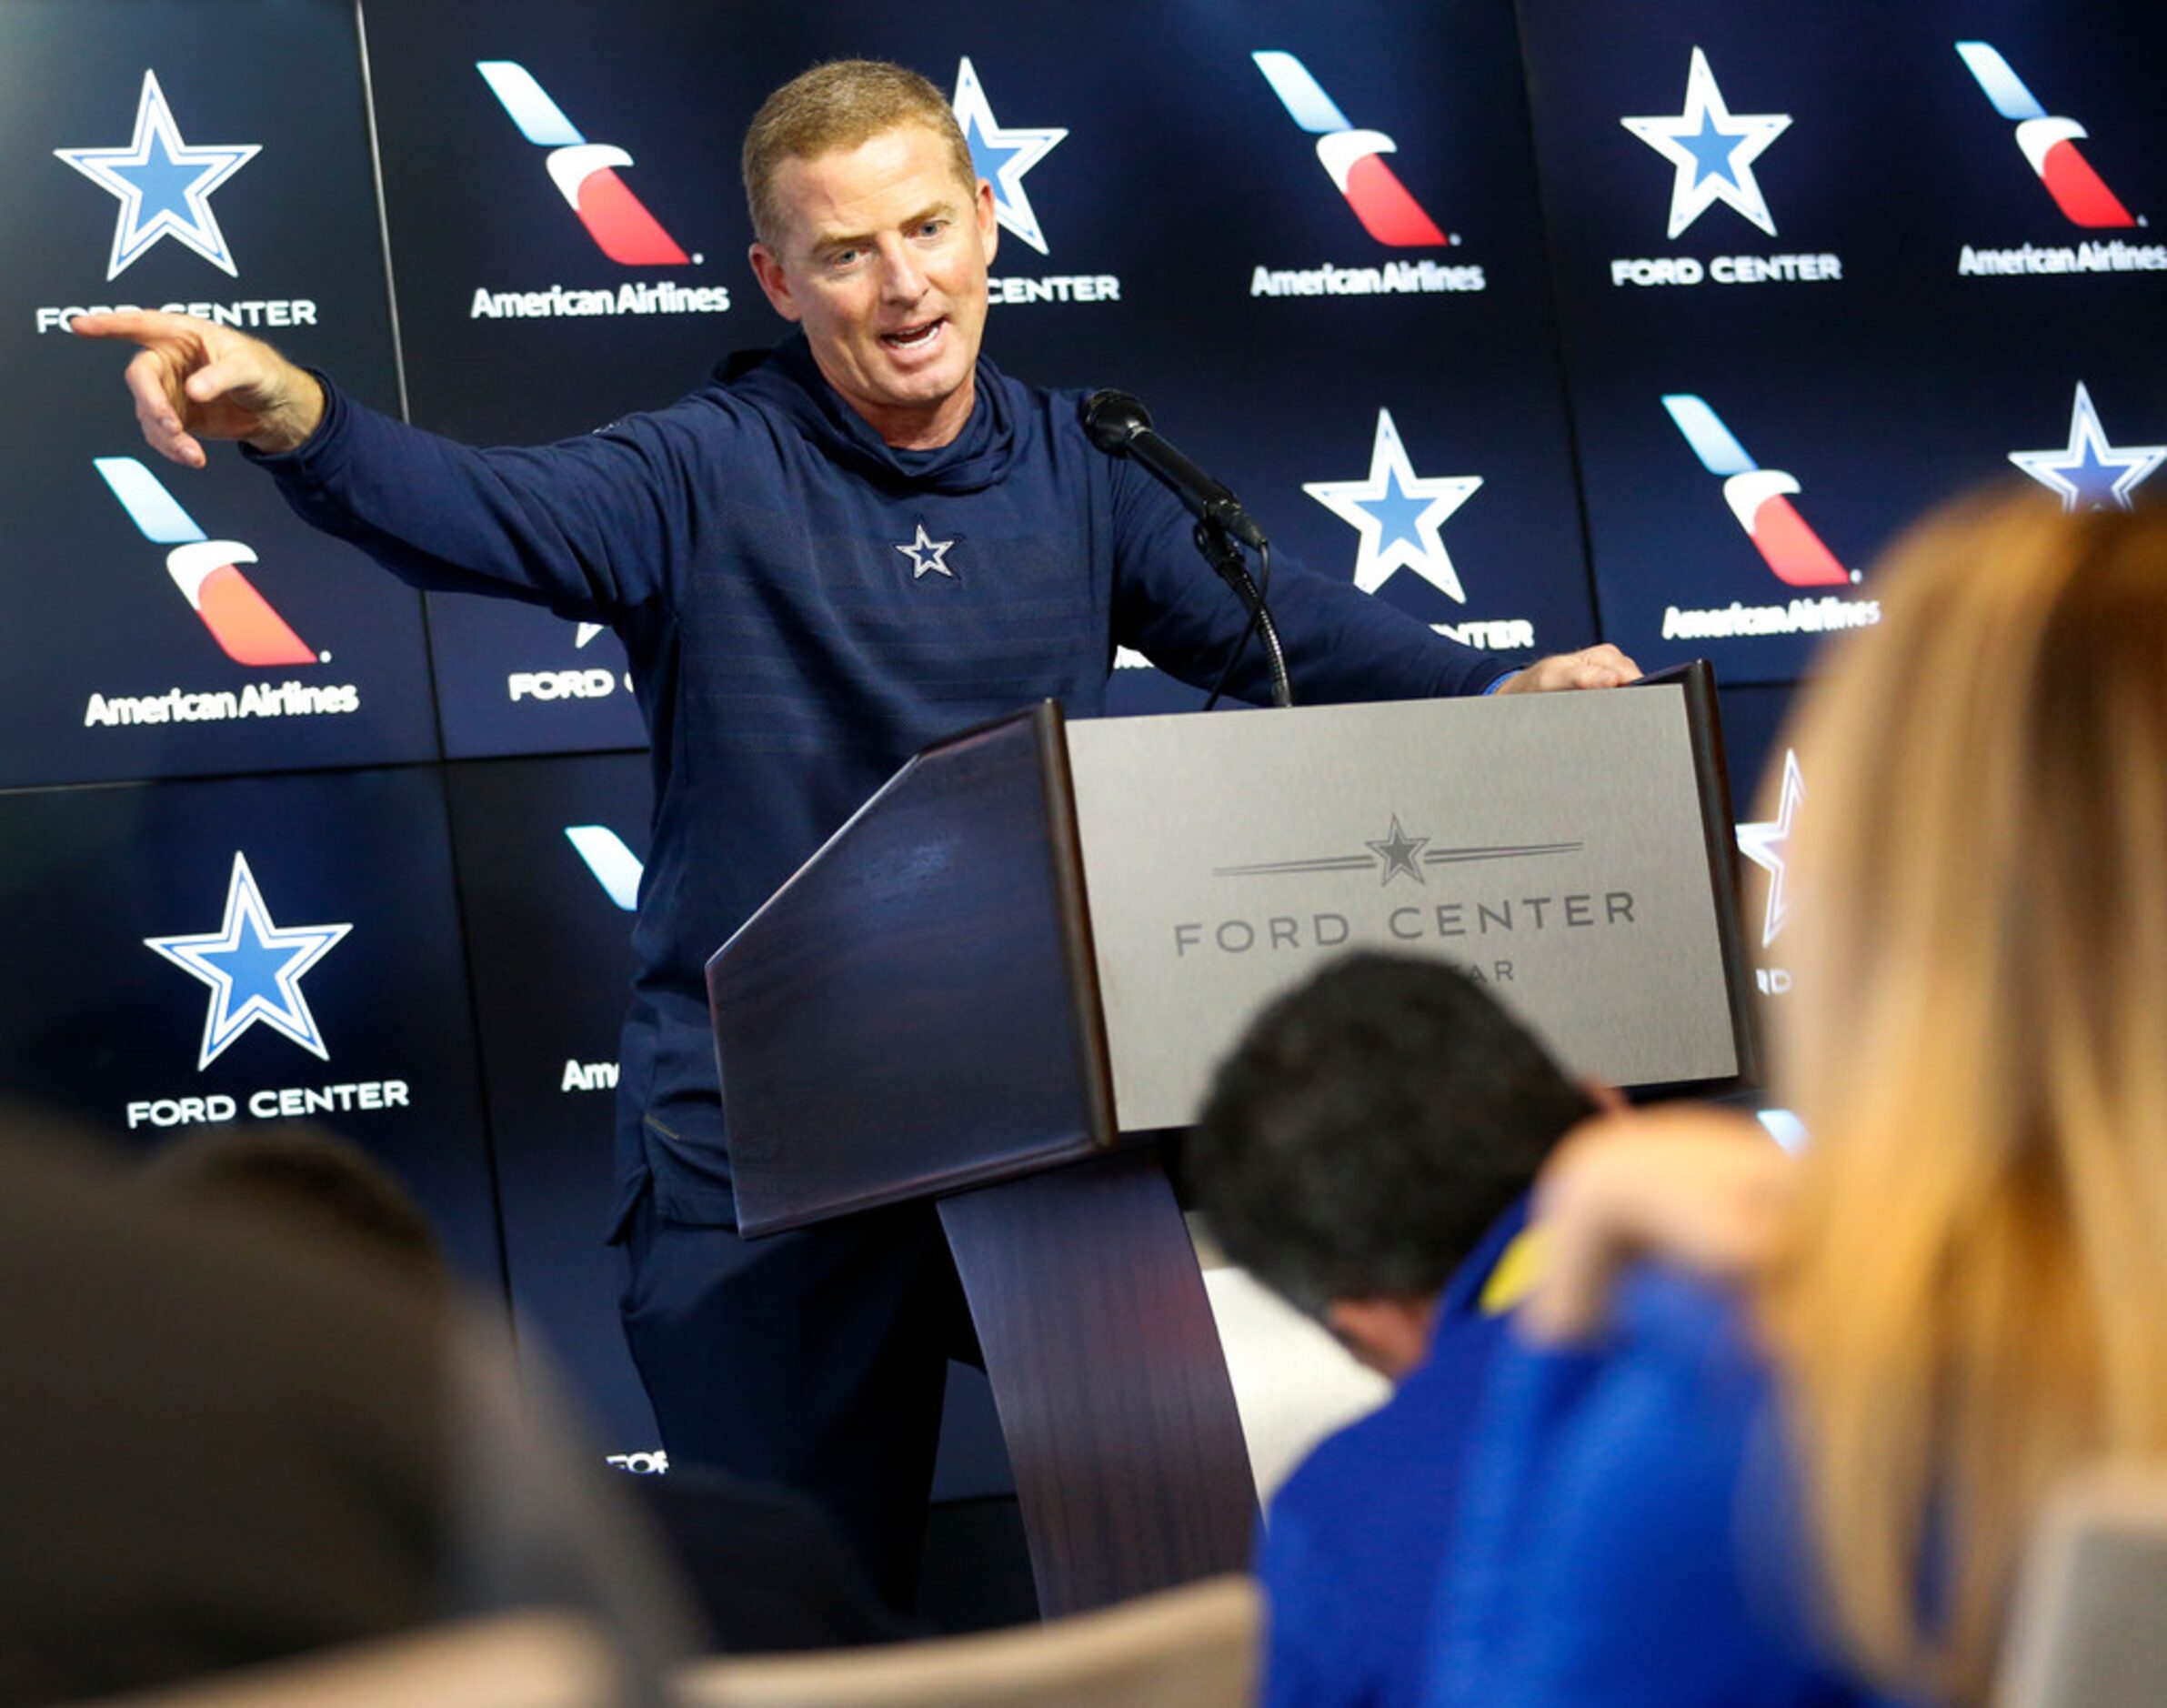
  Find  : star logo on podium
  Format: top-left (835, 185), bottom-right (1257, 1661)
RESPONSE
top-left (1621, 47), bottom-right (1791, 238)
top-left (1304, 409), bottom-right (1482, 600)
top-left (1212, 819), bottom-right (1582, 885)
top-left (1735, 749), bottom-right (1803, 949)
top-left (2009, 382), bottom-right (2167, 512)
top-left (55, 69), bottom-right (261, 280)
top-left (145, 852), bottom-right (351, 1070)
top-left (1365, 816), bottom-right (1432, 886)
top-left (952, 57), bottom-right (1066, 256)
top-left (896, 523), bottom-right (957, 580)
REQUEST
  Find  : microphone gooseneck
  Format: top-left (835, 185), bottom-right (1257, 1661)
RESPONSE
top-left (1078, 390), bottom-right (1269, 551)
top-left (1078, 390), bottom-right (1291, 708)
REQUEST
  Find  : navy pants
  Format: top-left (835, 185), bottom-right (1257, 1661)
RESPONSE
top-left (616, 1187), bottom-right (978, 1612)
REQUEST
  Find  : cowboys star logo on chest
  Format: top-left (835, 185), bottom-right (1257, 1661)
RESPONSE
top-left (895, 521), bottom-right (958, 581)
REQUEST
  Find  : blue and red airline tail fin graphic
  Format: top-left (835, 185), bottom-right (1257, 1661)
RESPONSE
top-left (1251, 51), bottom-right (1447, 246)
top-left (565, 826), bottom-right (642, 910)
top-left (1661, 397), bottom-right (1850, 588)
top-left (94, 457), bottom-right (316, 665)
top-left (477, 61), bottom-right (689, 265)
top-left (1956, 42), bottom-right (2134, 228)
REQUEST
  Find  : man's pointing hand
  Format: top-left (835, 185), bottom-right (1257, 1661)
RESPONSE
top-left (70, 310), bottom-right (324, 467)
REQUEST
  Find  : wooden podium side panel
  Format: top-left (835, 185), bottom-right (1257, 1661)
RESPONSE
top-left (938, 1147), bottom-right (1257, 1616)
top-left (709, 708), bottom-right (1110, 1235)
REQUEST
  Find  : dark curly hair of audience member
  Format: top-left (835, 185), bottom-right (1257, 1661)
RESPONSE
top-left (1186, 952), bottom-right (1593, 1319)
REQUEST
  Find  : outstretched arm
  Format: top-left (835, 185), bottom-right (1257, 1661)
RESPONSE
top-left (70, 310), bottom-right (325, 467)
top-left (70, 309), bottom-right (704, 621)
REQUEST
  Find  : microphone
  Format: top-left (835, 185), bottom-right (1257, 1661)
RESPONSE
top-left (1079, 390), bottom-right (1269, 550)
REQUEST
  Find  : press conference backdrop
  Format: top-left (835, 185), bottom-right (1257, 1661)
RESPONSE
top-left (1, 0), bottom-right (2158, 1454)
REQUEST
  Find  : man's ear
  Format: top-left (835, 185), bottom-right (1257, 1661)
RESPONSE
top-left (974, 176), bottom-right (998, 269)
top-left (1322, 1296), bottom-right (1438, 1382)
top-left (748, 242), bottom-right (802, 323)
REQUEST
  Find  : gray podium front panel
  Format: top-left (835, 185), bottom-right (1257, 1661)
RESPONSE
top-left (1065, 687), bottom-right (1737, 1132)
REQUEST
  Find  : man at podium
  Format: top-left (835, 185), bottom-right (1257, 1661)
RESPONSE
top-left (75, 58), bottom-right (1636, 1605)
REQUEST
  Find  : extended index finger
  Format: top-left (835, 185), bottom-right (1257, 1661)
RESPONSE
top-left (68, 307), bottom-right (205, 347)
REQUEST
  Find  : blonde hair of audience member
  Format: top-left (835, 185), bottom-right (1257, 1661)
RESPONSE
top-left (1759, 489), bottom-right (2167, 1701)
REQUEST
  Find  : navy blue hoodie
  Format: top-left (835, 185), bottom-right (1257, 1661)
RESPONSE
top-left (258, 337), bottom-right (1511, 1230)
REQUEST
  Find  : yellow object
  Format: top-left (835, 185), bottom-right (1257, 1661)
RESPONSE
top-left (1480, 1226), bottom-right (1548, 1316)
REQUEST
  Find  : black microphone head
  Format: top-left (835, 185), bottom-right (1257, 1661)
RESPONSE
top-left (1080, 389), bottom-right (1151, 455)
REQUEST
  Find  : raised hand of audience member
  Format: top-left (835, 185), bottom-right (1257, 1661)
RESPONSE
top-left (1518, 1103), bottom-right (1795, 1346)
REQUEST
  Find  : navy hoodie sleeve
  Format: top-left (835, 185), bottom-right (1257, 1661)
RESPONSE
top-left (1107, 456), bottom-right (1515, 701)
top-left (248, 376), bottom-right (716, 622)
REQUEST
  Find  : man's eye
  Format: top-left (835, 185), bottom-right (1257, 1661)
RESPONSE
top-left (828, 247), bottom-right (863, 269)
top-left (916, 220), bottom-right (948, 239)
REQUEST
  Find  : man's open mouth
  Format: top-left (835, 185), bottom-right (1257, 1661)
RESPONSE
top-left (880, 318), bottom-right (944, 350)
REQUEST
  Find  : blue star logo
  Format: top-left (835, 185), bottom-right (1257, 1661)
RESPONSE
top-left (1303, 409), bottom-right (1482, 599)
top-left (145, 852), bottom-right (351, 1070)
top-left (1735, 749), bottom-right (1802, 949)
top-left (951, 57), bottom-right (1066, 257)
top-left (1680, 113), bottom-right (1744, 186)
top-left (1621, 47), bottom-right (1791, 239)
top-left (55, 70), bottom-right (260, 280)
top-left (2008, 382), bottom-right (2167, 512)
top-left (896, 521), bottom-right (957, 580)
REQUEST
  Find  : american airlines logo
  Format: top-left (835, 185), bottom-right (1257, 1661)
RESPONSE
top-left (83, 458), bottom-right (361, 734)
top-left (558, 826), bottom-right (639, 1097)
top-left (565, 825), bottom-right (642, 911)
top-left (1253, 52), bottom-right (1448, 246)
top-left (1248, 51), bottom-right (1483, 299)
top-left (477, 61), bottom-right (688, 264)
top-left (467, 61), bottom-right (729, 322)
top-left (1952, 42), bottom-right (2164, 280)
top-left (1957, 42), bottom-right (2134, 228)
top-left (1662, 397), bottom-right (1849, 590)
top-left (1657, 394), bottom-right (1880, 647)
top-left (95, 457), bottom-right (315, 665)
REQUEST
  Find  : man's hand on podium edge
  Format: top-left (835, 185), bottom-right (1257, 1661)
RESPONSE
top-left (1493, 643), bottom-right (1642, 693)
top-left (70, 309), bottom-right (326, 468)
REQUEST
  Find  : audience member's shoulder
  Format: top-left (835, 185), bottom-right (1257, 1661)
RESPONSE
top-left (0, 1104), bottom-right (455, 1701)
top-left (1602, 1265), bottom-right (1772, 1408)
top-left (1269, 1391), bottom-right (1399, 1531)
top-left (5, 1109), bottom-right (439, 1311)
top-left (0, 1100), bottom-right (450, 1442)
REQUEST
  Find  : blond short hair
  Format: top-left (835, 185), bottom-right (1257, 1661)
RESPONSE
top-left (1760, 490), bottom-right (2167, 1701)
top-left (742, 60), bottom-right (977, 248)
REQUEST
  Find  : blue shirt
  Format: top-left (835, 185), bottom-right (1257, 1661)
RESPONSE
top-left (1428, 1270), bottom-right (1915, 1708)
top-left (256, 337), bottom-right (1515, 1231)
top-left (1259, 1201), bottom-right (1532, 1708)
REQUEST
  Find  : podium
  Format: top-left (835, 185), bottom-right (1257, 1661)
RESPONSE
top-left (707, 665), bottom-right (1753, 1616)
